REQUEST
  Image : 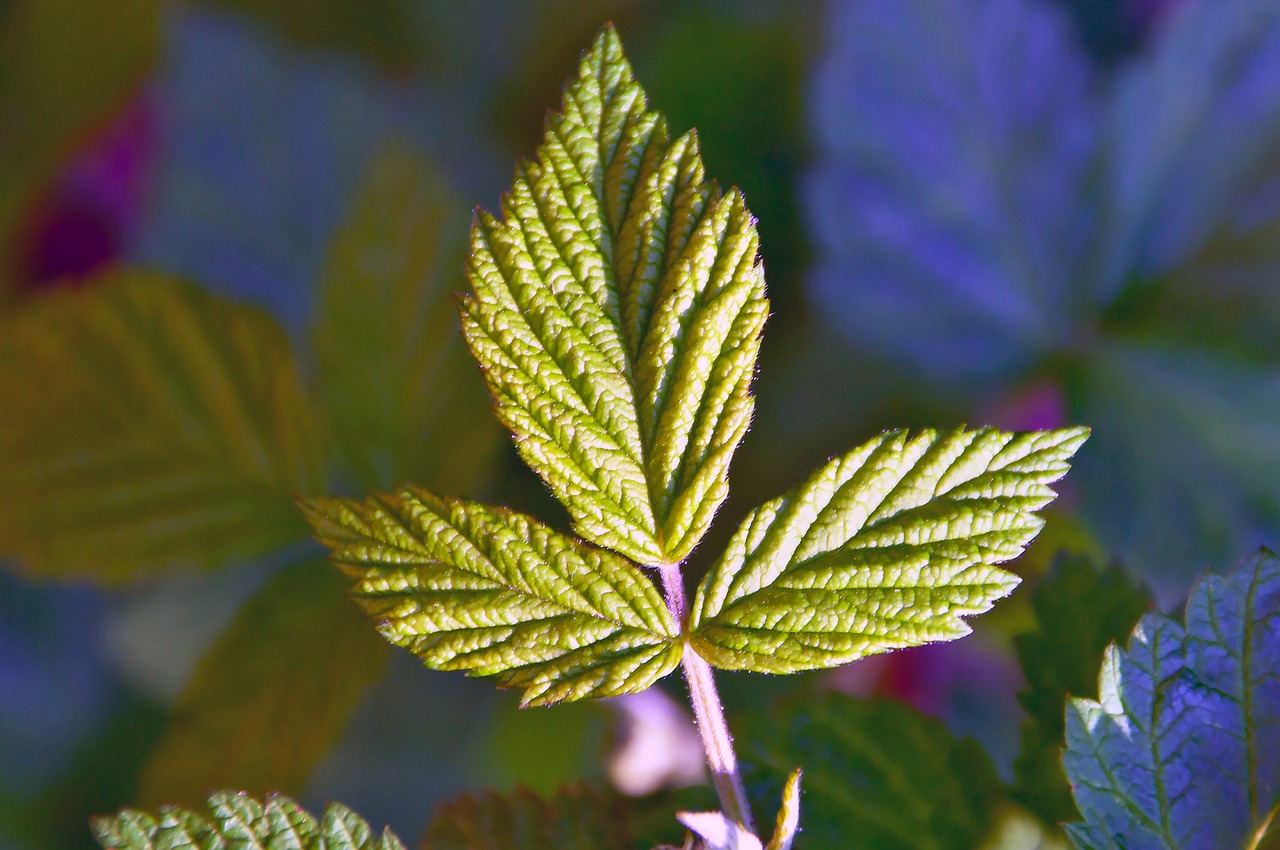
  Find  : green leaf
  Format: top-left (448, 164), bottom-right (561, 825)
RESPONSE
top-left (0, 0), bottom-right (160, 282)
top-left (689, 427), bottom-right (1088, 673)
top-left (1012, 553), bottom-right (1151, 828)
top-left (743, 693), bottom-right (1003, 850)
top-left (136, 560), bottom-right (389, 807)
top-left (300, 488), bottom-right (681, 706)
top-left (1063, 550), bottom-right (1280, 849)
top-left (92, 793), bottom-right (405, 850)
top-left (461, 24), bottom-right (769, 565)
top-left (313, 144), bottom-right (501, 492)
top-left (0, 271), bottom-right (326, 582)
top-left (423, 784), bottom-right (690, 850)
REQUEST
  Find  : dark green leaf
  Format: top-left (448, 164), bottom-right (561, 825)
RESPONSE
top-left (743, 693), bottom-right (1003, 850)
top-left (1012, 553), bottom-right (1151, 828)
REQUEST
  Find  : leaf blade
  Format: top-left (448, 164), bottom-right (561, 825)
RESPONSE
top-left (312, 144), bottom-right (501, 492)
top-left (0, 271), bottom-right (326, 582)
top-left (690, 426), bottom-right (1087, 673)
top-left (136, 561), bottom-right (389, 807)
top-left (460, 24), bottom-right (768, 564)
top-left (92, 794), bottom-right (404, 850)
top-left (1064, 551), bottom-right (1280, 848)
top-left (301, 488), bottom-right (681, 706)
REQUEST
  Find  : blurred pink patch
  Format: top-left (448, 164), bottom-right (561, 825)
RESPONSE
top-left (983, 378), bottom-right (1067, 432)
top-left (18, 91), bottom-right (157, 289)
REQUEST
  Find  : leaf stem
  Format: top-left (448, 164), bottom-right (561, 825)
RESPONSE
top-left (658, 562), bottom-right (756, 835)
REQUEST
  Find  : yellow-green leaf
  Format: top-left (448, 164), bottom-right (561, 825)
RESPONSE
top-left (301, 487), bottom-right (681, 706)
top-left (93, 793), bottom-right (405, 850)
top-left (137, 560), bottom-right (388, 807)
top-left (690, 427), bottom-right (1088, 673)
top-left (313, 144), bottom-right (501, 492)
top-left (461, 24), bottom-right (768, 565)
top-left (0, 271), bottom-right (326, 582)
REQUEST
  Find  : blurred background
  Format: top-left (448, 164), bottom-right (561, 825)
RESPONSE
top-left (2, 0), bottom-right (1279, 847)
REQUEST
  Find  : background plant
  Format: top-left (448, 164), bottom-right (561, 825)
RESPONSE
top-left (1, 1), bottom-right (1279, 848)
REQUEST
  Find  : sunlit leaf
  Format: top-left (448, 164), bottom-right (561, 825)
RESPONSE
top-left (743, 694), bottom-right (1003, 850)
top-left (301, 488), bottom-right (680, 706)
top-left (313, 144), bottom-right (501, 492)
top-left (1063, 551), bottom-right (1280, 849)
top-left (690, 427), bottom-right (1087, 673)
top-left (1012, 553), bottom-right (1152, 827)
top-left (92, 793), bottom-right (404, 850)
top-left (461, 24), bottom-right (768, 564)
top-left (137, 561), bottom-right (388, 806)
top-left (0, 271), bottom-right (326, 582)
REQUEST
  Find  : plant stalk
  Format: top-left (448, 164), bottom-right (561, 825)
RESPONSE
top-left (658, 563), bottom-right (756, 836)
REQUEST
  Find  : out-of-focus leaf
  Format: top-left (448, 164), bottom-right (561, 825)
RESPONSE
top-left (462, 25), bottom-right (768, 565)
top-left (743, 693), bottom-right (1003, 850)
top-left (132, 7), bottom-right (444, 325)
top-left (806, 0), bottom-right (1097, 378)
top-left (196, 0), bottom-right (419, 69)
top-left (93, 793), bottom-right (404, 850)
top-left (690, 427), bottom-right (1087, 673)
top-left (1099, 0), bottom-right (1280, 284)
top-left (1073, 340), bottom-right (1280, 590)
top-left (137, 561), bottom-right (388, 807)
top-left (0, 271), bottom-right (325, 582)
top-left (423, 785), bottom-right (687, 850)
top-left (312, 145), bottom-right (500, 493)
top-left (1012, 553), bottom-right (1152, 827)
top-left (301, 488), bottom-right (680, 706)
top-left (1063, 551), bottom-right (1280, 849)
top-left (0, 0), bottom-right (160, 278)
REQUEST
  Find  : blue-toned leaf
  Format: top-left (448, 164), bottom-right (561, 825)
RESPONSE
top-left (1099, 0), bottom-right (1280, 284)
top-left (805, 0), bottom-right (1097, 378)
top-left (1063, 551), bottom-right (1280, 849)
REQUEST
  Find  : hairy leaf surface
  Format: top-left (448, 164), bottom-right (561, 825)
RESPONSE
top-left (92, 793), bottom-right (404, 850)
top-left (690, 427), bottom-right (1087, 672)
top-left (0, 271), bottom-right (325, 581)
top-left (461, 24), bottom-right (768, 565)
top-left (313, 144), bottom-right (500, 492)
top-left (1064, 551), bottom-right (1280, 849)
top-left (1012, 554), bottom-right (1151, 827)
top-left (743, 694), bottom-right (1003, 850)
top-left (302, 488), bottom-right (681, 706)
top-left (137, 561), bottom-right (388, 806)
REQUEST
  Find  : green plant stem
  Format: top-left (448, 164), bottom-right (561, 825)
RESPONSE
top-left (658, 562), bottom-right (756, 835)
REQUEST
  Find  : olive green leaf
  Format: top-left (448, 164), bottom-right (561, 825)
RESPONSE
top-left (423, 784), bottom-right (692, 850)
top-left (689, 427), bottom-right (1088, 673)
top-left (92, 793), bottom-right (404, 850)
top-left (312, 144), bottom-right (500, 492)
top-left (0, 271), bottom-right (325, 582)
top-left (300, 487), bottom-right (681, 706)
top-left (136, 561), bottom-right (388, 807)
top-left (461, 23), bottom-right (768, 565)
